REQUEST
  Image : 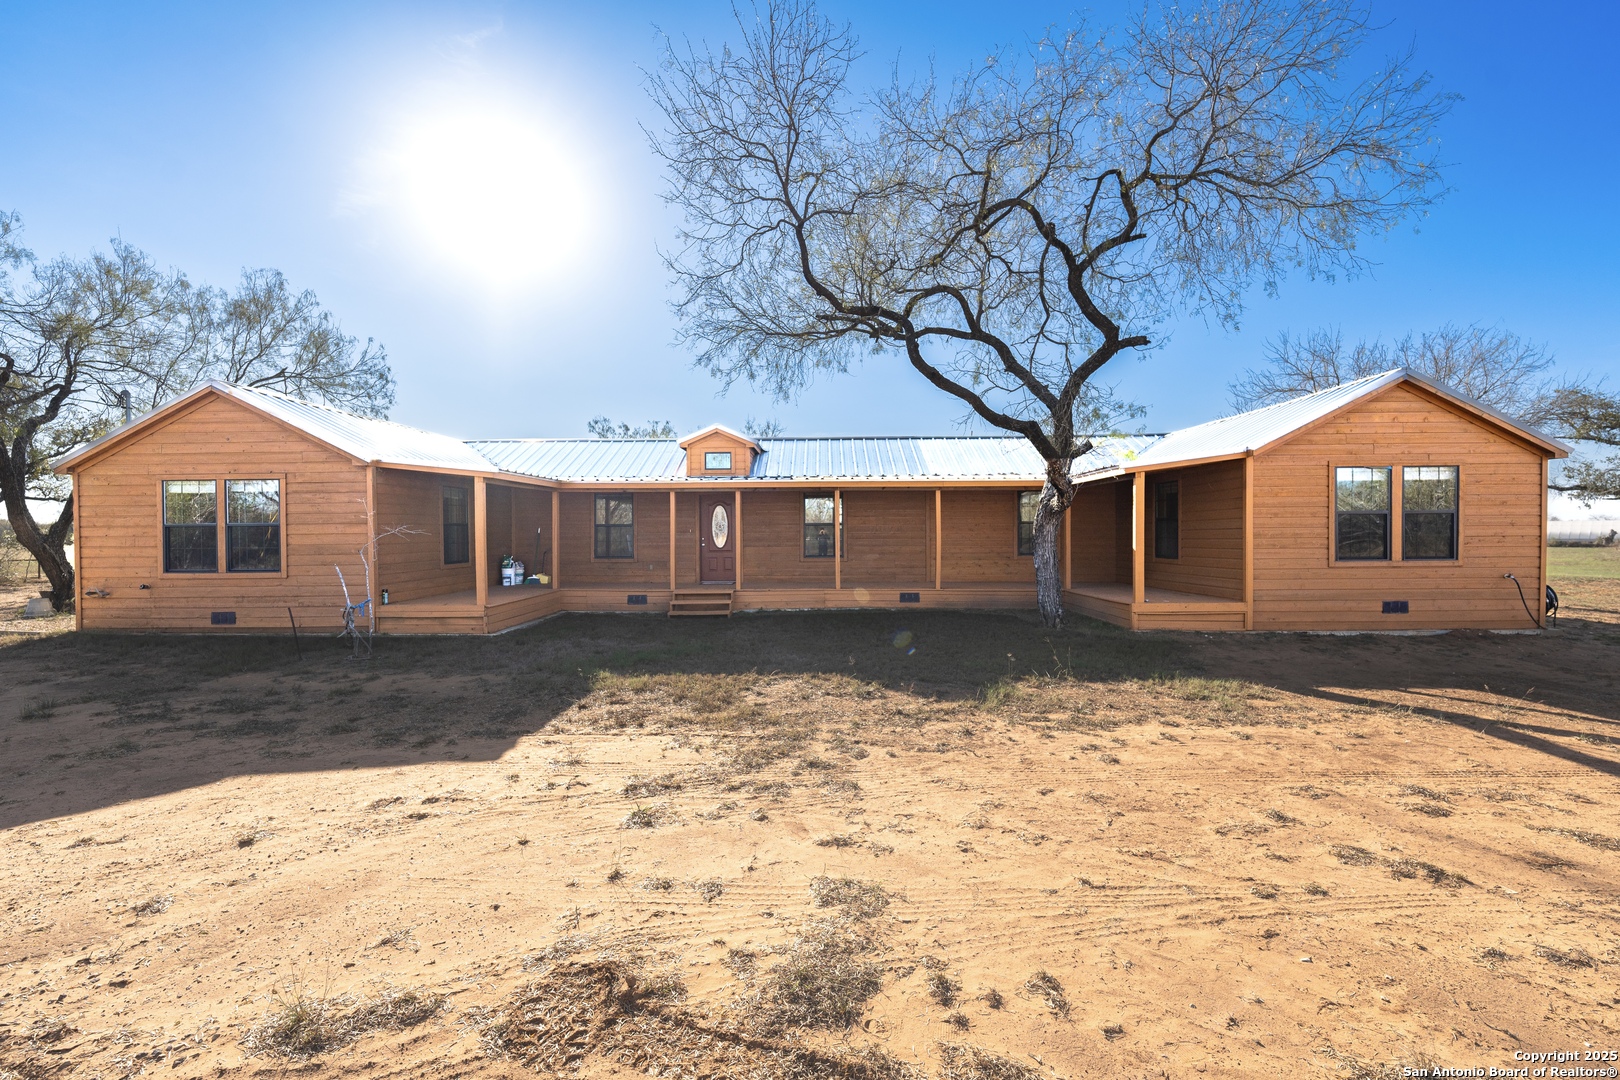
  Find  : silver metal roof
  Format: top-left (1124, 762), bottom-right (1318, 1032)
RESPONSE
top-left (57, 368), bottom-right (1567, 482)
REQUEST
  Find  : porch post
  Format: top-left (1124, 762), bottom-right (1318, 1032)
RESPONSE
top-left (934, 488), bottom-right (942, 591)
top-left (474, 475), bottom-right (489, 609)
top-left (669, 490), bottom-right (677, 592)
top-left (550, 489), bottom-right (560, 591)
top-left (833, 488), bottom-right (842, 592)
top-left (1131, 471), bottom-right (1146, 610)
top-left (734, 489), bottom-right (743, 589)
top-left (366, 465), bottom-right (378, 613)
top-left (1243, 455), bottom-right (1255, 630)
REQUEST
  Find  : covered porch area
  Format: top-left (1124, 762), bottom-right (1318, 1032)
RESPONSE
top-left (1062, 457), bottom-right (1254, 631)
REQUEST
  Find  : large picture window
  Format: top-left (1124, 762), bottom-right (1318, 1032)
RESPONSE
top-left (442, 486), bottom-right (469, 565)
top-left (226, 480), bottom-right (281, 572)
top-left (163, 480), bottom-right (217, 572)
top-left (1153, 481), bottom-right (1180, 559)
top-left (1016, 492), bottom-right (1039, 556)
top-left (594, 494), bottom-right (634, 558)
top-left (803, 496), bottom-right (843, 558)
top-left (1335, 467), bottom-right (1391, 560)
top-left (1403, 466), bottom-right (1459, 560)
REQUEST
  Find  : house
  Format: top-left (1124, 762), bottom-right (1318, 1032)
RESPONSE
top-left (53, 369), bottom-right (1568, 635)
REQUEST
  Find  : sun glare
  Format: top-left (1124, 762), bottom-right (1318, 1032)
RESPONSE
top-left (383, 105), bottom-right (595, 287)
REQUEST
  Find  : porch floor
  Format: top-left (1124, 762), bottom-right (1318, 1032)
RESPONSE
top-left (1065, 581), bottom-right (1248, 631)
top-left (380, 584), bottom-right (553, 615)
top-left (1066, 582), bottom-right (1243, 606)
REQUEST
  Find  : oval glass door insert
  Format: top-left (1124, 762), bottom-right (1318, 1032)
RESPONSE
top-left (710, 505), bottom-right (730, 549)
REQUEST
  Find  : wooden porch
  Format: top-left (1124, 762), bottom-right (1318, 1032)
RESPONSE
top-left (1064, 582), bottom-right (1248, 631)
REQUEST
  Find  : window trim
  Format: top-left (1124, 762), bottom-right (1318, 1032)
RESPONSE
top-left (703, 450), bottom-right (733, 471)
top-left (1326, 463), bottom-right (1464, 567)
top-left (1016, 491), bottom-right (1039, 557)
top-left (800, 493), bottom-right (845, 560)
top-left (440, 484), bottom-right (471, 567)
top-left (593, 493), bottom-right (636, 560)
top-left (158, 476), bottom-right (288, 578)
top-left (224, 478), bottom-right (283, 574)
top-left (1401, 465), bottom-right (1460, 561)
top-left (161, 478), bottom-right (220, 574)
top-left (1152, 479), bottom-right (1180, 561)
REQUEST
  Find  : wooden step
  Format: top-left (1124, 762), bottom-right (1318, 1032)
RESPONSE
top-left (668, 590), bottom-right (734, 617)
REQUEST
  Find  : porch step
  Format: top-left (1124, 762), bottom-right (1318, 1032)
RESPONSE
top-left (669, 589), bottom-right (734, 617)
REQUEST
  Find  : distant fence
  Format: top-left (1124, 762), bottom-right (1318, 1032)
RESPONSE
top-left (0, 553), bottom-right (47, 583)
top-left (1549, 520), bottom-right (1620, 547)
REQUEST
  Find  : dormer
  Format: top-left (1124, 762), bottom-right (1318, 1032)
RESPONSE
top-left (678, 424), bottom-right (761, 478)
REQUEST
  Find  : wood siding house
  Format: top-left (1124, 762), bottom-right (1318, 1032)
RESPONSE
top-left (54, 371), bottom-right (1568, 634)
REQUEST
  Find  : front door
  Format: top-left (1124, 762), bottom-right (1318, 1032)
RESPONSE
top-left (699, 495), bottom-right (735, 584)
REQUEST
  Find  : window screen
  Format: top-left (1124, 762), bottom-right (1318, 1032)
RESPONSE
top-left (803, 496), bottom-right (843, 558)
top-left (1016, 492), bottom-right (1039, 556)
top-left (442, 486), bottom-right (470, 565)
top-left (1335, 467), bottom-right (1391, 560)
top-left (226, 480), bottom-right (281, 572)
top-left (163, 480), bottom-right (217, 572)
top-left (594, 494), bottom-right (634, 558)
top-left (1403, 466), bottom-right (1458, 560)
top-left (1154, 481), bottom-right (1180, 559)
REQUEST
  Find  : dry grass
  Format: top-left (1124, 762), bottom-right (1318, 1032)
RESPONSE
top-left (935, 1042), bottom-right (1042, 1080)
top-left (809, 876), bottom-right (893, 919)
top-left (241, 984), bottom-right (445, 1058)
top-left (752, 919), bottom-right (886, 1031)
top-left (1021, 971), bottom-right (1069, 1017)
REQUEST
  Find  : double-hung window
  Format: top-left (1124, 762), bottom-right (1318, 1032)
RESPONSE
top-left (594, 494), bottom-right (634, 558)
top-left (1334, 467), bottom-right (1392, 560)
top-left (442, 486), bottom-right (470, 565)
top-left (1016, 492), bottom-right (1039, 556)
top-left (1153, 481), bottom-right (1180, 559)
top-left (163, 480), bottom-right (218, 572)
top-left (226, 480), bottom-right (281, 572)
top-left (803, 495), bottom-right (843, 558)
top-left (1402, 466), bottom-right (1459, 560)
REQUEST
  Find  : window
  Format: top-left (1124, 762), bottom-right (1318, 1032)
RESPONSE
top-left (1403, 466), bottom-right (1458, 560)
top-left (1153, 481), bottom-right (1180, 559)
top-left (803, 496), bottom-right (843, 558)
top-left (704, 451), bottom-right (732, 471)
top-left (163, 480), bottom-right (217, 572)
top-left (226, 480), bottom-right (281, 572)
top-left (594, 494), bottom-right (634, 558)
top-left (1016, 492), bottom-right (1039, 556)
top-left (1335, 467), bottom-right (1391, 560)
top-left (442, 486), bottom-right (469, 565)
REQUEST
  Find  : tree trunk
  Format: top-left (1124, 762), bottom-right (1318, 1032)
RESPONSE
top-left (2, 484), bottom-right (75, 613)
top-left (1033, 461), bottom-right (1075, 629)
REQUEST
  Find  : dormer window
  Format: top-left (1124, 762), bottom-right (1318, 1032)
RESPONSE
top-left (704, 451), bottom-right (732, 471)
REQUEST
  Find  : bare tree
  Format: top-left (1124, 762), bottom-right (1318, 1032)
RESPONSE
top-left (0, 212), bottom-right (394, 612)
top-left (587, 417), bottom-right (678, 438)
top-left (649, 0), bottom-right (1451, 626)
top-left (1229, 325), bottom-right (1620, 502)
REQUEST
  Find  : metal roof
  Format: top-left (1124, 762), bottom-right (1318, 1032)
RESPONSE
top-left (56, 368), bottom-right (1567, 482)
top-left (1121, 367), bottom-right (1569, 472)
top-left (54, 380), bottom-right (498, 474)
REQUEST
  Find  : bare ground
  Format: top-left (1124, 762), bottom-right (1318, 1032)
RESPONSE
top-left (1, 577), bottom-right (1617, 1079)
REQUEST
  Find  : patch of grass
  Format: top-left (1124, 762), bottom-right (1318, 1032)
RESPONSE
top-left (1303, 882), bottom-right (1329, 897)
top-left (622, 802), bottom-right (671, 829)
top-left (809, 876), bottom-right (893, 919)
top-left (753, 918), bottom-right (885, 1031)
top-left (1531, 826), bottom-right (1620, 852)
top-left (1398, 784), bottom-right (1451, 802)
top-left (980, 988), bottom-right (1005, 1009)
top-left (130, 894), bottom-right (173, 916)
top-left (620, 773), bottom-right (683, 798)
top-left (814, 833), bottom-right (860, 849)
top-left (1250, 883), bottom-right (1279, 900)
top-left (937, 1042), bottom-right (1042, 1080)
top-left (1535, 945), bottom-right (1596, 969)
top-left (17, 696), bottom-right (58, 722)
top-left (693, 878), bottom-right (724, 902)
top-left (1330, 844), bottom-right (1379, 867)
top-left (641, 876), bottom-right (675, 892)
top-left (1263, 808), bottom-right (1301, 825)
top-left (1387, 858), bottom-right (1472, 888)
top-left (1289, 785), bottom-right (1339, 800)
top-left (1405, 802), bottom-right (1453, 818)
top-left (1548, 545), bottom-right (1620, 580)
top-left (1022, 970), bottom-right (1069, 1017)
top-left (242, 984), bottom-right (445, 1059)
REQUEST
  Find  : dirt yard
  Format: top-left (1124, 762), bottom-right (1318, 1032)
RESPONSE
top-left (1, 573), bottom-right (1617, 1080)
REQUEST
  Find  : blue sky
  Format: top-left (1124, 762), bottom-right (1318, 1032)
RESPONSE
top-left (3, 0), bottom-right (1617, 465)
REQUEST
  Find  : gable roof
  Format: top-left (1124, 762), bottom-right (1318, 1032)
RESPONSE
top-left (677, 423), bottom-right (762, 451)
top-left (1117, 367), bottom-right (1569, 472)
top-left (56, 367), bottom-right (1567, 484)
top-left (54, 381), bottom-right (497, 475)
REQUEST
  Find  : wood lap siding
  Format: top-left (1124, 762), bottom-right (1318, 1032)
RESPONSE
top-left (1144, 459), bottom-right (1245, 600)
top-left (73, 396), bottom-right (370, 632)
top-left (940, 490), bottom-right (1032, 584)
top-left (373, 468), bottom-right (475, 602)
top-left (734, 490), bottom-right (834, 587)
top-left (1251, 382), bottom-right (1546, 631)
top-left (1068, 480), bottom-right (1125, 584)
top-left (843, 490), bottom-right (931, 586)
top-left (558, 491), bottom-right (672, 586)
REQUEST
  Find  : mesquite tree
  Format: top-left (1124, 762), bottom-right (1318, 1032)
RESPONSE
top-left (0, 212), bottom-right (393, 611)
top-left (649, 0), bottom-right (1451, 626)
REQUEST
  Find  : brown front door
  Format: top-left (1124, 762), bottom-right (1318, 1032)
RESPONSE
top-left (699, 494), bottom-right (735, 584)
